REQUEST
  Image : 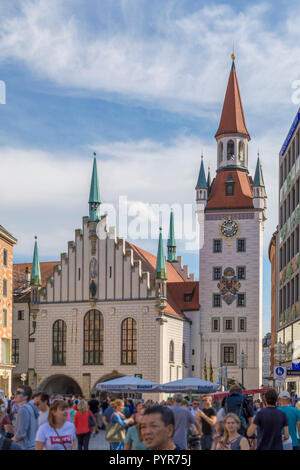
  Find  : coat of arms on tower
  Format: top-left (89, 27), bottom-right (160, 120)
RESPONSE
top-left (217, 267), bottom-right (241, 305)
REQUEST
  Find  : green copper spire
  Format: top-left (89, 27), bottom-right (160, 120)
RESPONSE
top-left (253, 155), bottom-right (265, 187)
top-left (207, 166), bottom-right (211, 191)
top-left (167, 210), bottom-right (177, 262)
top-left (89, 154), bottom-right (101, 222)
top-left (30, 236), bottom-right (42, 286)
top-left (195, 156), bottom-right (208, 189)
top-left (155, 227), bottom-right (167, 280)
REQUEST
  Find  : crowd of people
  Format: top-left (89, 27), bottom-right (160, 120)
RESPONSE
top-left (0, 383), bottom-right (300, 450)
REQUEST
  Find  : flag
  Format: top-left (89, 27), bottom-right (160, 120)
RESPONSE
top-left (209, 359), bottom-right (214, 382)
top-left (204, 356), bottom-right (208, 381)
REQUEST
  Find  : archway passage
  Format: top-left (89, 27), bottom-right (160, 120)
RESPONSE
top-left (39, 375), bottom-right (82, 396)
top-left (92, 370), bottom-right (125, 398)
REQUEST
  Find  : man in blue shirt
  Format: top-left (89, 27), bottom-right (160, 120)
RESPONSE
top-left (278, 390), bottom-right (300, 450)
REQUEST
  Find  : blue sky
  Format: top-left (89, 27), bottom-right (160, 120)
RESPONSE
top-left (1, 0), bottom-right (300, 335)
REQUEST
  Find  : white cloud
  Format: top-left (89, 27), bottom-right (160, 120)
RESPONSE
top-left (1, 132), bottom-right (278, 262)
top-left (0, 0), bottom-right (299, 118)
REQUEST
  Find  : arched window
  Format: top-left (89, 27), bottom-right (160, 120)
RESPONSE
top-left (238, 141), bottom-right (244, 161)
top-left (121, 318), bottom-right (137, 365)
top-left (169, 340), bottom-right (174, 362)
top-left (83, 310), bottom-right (104, 365)
top-left (218, 142), bottom-right (223, 164)
top-left (227, 140), bottom-right (234, 160)
top-left (182, 343), bottom-right (186, 364)
top-left (52, 320), bottom-right (67, 365)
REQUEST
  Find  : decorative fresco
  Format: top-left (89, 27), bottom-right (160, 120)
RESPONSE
top-left (217, 267), bottom-right (241, 305)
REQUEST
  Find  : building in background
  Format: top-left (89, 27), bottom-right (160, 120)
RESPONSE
top-left (273, 107), bottom-right (300, 394)
top-left (195, 55), bottom-right (267, 388)
top-left (12, 159), bottom-right (199, 397)
top-left (262, 333), bottom-right (272, 387)
top-left (0, 225), bottom-right (17, 396)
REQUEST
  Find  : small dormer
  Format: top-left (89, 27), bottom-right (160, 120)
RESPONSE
top-left (225, 173), bottom-right (235, 196)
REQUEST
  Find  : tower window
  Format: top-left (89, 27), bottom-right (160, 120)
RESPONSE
top-left (226, 183), bottom-right (234, 196)
top-left (237, 293), bottom-right (246, 307)
top-left (227, 140), bottom-right (234, 160)
top-left (237, 239), bottom-right (246, 252)
top-left (238, 317), bottom-right (247, 332)
top-left (213, 267), bottom-right (222, 280)
top-left (184, 293), bottom-right (193, 302)
top-left (213, 239), bottom-right (222, 253)
top-left (213, 294), bottom-right (221, 307)
top-left (237, 267), bottom-right (246, 280)
top-left (239, 141), bottom-right (245, 161)
top-left (212, 317), bottom-right (220, 332)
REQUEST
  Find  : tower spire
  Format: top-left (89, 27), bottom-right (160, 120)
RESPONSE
top-left (30, 236), bottom-right (42, 287)
top-left (167, 210), bottom-right (177, 262)
top-left (195, 156), bottom-right (208, 189)
top-left (89, 153), bottom-right (101, 222)
top-left (155, 227), bottom-right (167, 280)
top-left (215, 54), bottom-right (250, 141)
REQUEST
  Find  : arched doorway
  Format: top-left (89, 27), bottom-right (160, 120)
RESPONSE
top-left (92, 370), bottom-right (125, 398)
top-left (39, 374), bottom-right (82, 396)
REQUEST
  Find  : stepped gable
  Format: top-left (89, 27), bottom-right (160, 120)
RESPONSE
top-left (206, 170), bottom-right (254, 211)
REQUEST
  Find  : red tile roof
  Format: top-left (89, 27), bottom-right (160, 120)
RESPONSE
top-left (206, 170), bottom-right (254, 211)
top-left (215, 62), bottom-right (250, 140)
top-left (13, 262), bottom-right (59, 290)
top-left (166, 282), bottom-right (199, 316)
top-left (126, 242), bottom-right (184, 283)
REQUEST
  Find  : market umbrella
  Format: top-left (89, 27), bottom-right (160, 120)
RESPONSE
top-left (159, 377), bottom-right (221, 393)
top-left (95, 375), bottom-right (159, 393)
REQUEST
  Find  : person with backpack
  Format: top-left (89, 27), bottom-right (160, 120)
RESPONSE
top-left (73, 399), bottom-right (96, 450)
top-left (215, 385), bottom-right (254, 437)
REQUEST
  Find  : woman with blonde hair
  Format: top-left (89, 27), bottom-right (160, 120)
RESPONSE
top-left (35, 400), bottom-right (76, 450)
top-left (106, 399), bottom-right (134, 450)
top-left (211, 413), bottom-right (250, 450)
top-left (73, 399), bottom-right (96, 450)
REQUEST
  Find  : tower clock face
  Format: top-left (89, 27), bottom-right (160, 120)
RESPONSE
top-left (219, 217), bottom-right (239, 239)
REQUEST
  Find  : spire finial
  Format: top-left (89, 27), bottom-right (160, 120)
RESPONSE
top-left (93, 152), bottom-right (96, 157)
top-left (231, 42), bottom-right (235, 61)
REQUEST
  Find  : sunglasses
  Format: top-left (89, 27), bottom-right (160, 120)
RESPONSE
top-left (15, 391), bottom-right (27, 396)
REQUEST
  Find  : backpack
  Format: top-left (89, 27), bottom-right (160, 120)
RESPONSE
top-left (224, 393), bottom-right (248, 435)
top-left (2, 438), bottom-right (12, 450)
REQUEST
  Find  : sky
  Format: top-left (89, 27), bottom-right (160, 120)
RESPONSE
top-left (1, 0), bottom-right (300, 336)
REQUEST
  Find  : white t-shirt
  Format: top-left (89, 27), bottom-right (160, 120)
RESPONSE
top-left (36, 421), bottom-right (76, 450)
top-left (38, 410), bottom-right (49, 428)
top-left (190, 407), bottom-right (200, 418)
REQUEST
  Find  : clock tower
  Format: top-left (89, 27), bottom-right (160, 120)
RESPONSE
top-left (195, 55), bottom-right (267, 388)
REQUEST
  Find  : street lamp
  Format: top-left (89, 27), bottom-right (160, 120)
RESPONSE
top-left (238, 350), bottom-right (248, 388)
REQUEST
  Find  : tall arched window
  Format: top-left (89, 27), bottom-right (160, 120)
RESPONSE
top-left (227, 140), bottom-right (234, 159)
top-left (169, 340), bottom-right (174, 362)
top-left (238, 141), bottom-right (244, 161)
top-left (218, 142), bottom-right (223, 164)
top-left (121, 318), bottom-right (137, 365)
top-left (52, 320), bottom-right (67, 365)
top-left (182, 343), bottom-right (186, 364)
top-left (83, 310), bottom-right (104, 365)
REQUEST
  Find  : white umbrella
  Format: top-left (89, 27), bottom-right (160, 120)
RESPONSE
top-left (95, 375), bottom-right (159, 392)
top-left (159, 377), bottom-right (221, 393)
